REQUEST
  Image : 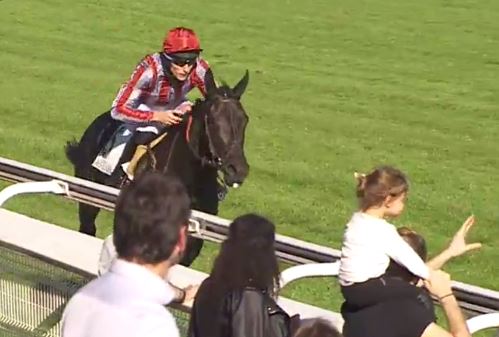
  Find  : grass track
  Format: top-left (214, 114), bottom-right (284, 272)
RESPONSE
top-left (0, 0), bottom-right (498, 315)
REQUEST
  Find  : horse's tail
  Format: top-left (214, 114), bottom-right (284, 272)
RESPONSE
top-left (65, 139), bottom-right (84, 168)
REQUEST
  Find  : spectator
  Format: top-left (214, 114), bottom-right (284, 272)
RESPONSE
top-left (61, 172), bottom-right (191, 337)
top-left (188, 213), bottom-right (298, 337)
top-left (98, 232), bottom-right (198, 305)
top-left (342, 218), bottom-right (480, 337)
top-left (339, 166), bottom-right (433, 310)
top-left (293, 318), bottom-right (342, 337)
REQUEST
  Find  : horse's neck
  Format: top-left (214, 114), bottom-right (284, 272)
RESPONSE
top-left (152, 127), bottom-right (189, 174)
top-left (191, 110), bottom-right (209, 154)
top-left (152, 112), bottom-right (205, 170)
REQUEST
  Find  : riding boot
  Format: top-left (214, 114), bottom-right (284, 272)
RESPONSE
top-left (108, 141), bottom-right (137, 186)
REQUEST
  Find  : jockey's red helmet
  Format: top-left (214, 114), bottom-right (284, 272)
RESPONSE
top-left (163, 27), bottom-right (202, 54)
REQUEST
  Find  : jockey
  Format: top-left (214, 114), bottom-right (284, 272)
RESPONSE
top-left (108, 26), bottom-right (214, 182)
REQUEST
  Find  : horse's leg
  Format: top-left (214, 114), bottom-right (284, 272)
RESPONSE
top-left (78, 203), bottom-right (100, 236)
top-left (74, 165), bottom-right (103, 236)
top-left (178, 166), bottom-right (220, 267)
top-left (179, 236), bottom-right (204, 267)
top-left (195, 166), bottom-right (220, 215)
top-left (67, 111), bottom-right (119, 236)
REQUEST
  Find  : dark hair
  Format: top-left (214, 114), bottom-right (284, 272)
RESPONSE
top-left (113, 172), bottom-right (191, 264)
top-left (293, 318), bottom-right (342, 337)
top-left (356, 166), bottom-right (409, 210)
top-left (385, 227), bottom-right (428, 282)
top-left (210, 213), bottom-right (280, 297)
top-left (398, 227), bottom-right (427, 261)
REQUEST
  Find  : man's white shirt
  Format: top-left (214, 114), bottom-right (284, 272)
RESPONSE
top-left (61, 259), bottom-right (180, 337)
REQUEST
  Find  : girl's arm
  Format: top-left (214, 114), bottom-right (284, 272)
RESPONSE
top-left (385, 226), bottom-right (431, 279)
top-left (427, 216), bottom-right (481, 270)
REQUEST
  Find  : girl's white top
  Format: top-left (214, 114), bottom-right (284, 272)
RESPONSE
top-left (339, 212), bottom-right (430, 286)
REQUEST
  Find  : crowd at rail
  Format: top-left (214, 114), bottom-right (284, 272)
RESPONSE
top-left (60, 166), bottom-right (482, 337)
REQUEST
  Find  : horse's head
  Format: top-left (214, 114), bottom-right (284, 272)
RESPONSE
top-left (202, 71), bottom-right (250, 188)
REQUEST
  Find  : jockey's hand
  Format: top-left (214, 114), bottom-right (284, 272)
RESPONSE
top-left (176, 101), bottom-right (193, 114)
top-left (151, 110), bottom-right (183, 125)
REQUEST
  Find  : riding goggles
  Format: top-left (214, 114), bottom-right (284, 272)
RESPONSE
top-left (169, 52), bottom-right (199, 66)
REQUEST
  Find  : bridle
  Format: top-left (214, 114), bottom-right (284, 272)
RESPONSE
top-left (187, 96), bottom-right (241, 171)
top-left (152, 95), bottom-right (243, 197)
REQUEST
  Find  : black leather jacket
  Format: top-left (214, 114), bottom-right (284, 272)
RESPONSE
top-left (188, 284), bottom-right (291, 337)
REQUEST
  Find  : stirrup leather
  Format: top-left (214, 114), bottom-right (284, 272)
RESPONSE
top-left (125, 132), bottom-right (168, 177)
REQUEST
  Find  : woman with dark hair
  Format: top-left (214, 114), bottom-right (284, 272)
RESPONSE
top-left (188, 213), bottom-right (293, 337)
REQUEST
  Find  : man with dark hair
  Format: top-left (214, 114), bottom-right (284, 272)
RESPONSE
top-left (62, 172), bottom-right (191, 337)
top-left (293, 318), bottom-right (342, 337)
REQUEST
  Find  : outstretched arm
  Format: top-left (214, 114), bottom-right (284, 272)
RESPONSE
top-left (385, 226), bottom-right (431, 280)
top-left (427, 215), bottom-right (481, 270)
top-left (421, 270), bottom-right (472, 337)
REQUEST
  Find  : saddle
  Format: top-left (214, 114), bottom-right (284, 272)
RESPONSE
top-left (92, 126), bottom-right (167, 177)
top-left (125, 132), bottom-right (167, 178)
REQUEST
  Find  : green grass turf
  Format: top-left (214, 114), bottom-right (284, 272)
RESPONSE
top-left (1, 0), bottom-right (498, 319)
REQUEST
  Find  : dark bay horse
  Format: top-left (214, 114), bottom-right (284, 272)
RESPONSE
top-left (65, 71), bottom-right (250, 265)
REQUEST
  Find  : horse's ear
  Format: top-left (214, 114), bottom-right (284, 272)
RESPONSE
top-left (204, 69), bottom-right (217, 97)
top-left (232, 70), bottom-right (249, 99)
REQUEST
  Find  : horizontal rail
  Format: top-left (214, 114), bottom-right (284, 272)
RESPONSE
top-left (0, 157), bottom-right (340, 265)
top-left (280, 262), bottom-right (340, 288)
top-left (467, 313), bottom-right (499, 334)
top-left (0, 180), bottom-right (69, 207)
top-left (1, 156), bottom-right (498, 315)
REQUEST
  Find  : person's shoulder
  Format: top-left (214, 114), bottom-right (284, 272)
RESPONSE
top-left (190, 58), bottom-right (210, 84)
top-left (240, 287), bottom-right (266, 297)
top-left (226, 287), bottom-right (266, 307)
top-left (345, 212), bottom-right (390, 232)
top-left (72, 276), bottom-right (106, 295)
top-left (196, 57), bottom-right (210, 69)
top-left (138, 308), bottom-right (180, 337)
top-left (135, 53), bottom-right (161, 69)
top-left (195, 276), bottom-right (215, 297)
top-left (62, 278), bottom-right (103, 317)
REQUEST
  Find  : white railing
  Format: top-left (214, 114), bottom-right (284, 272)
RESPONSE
top-left (467, 313), bottom-right (499, 334)
top-left (0, 207), bottom-right (344, 335)
top-left (0, 180), bottom-right (69, 207)
top-left (280, 262), bottom-right (340, 288)
top-left (0, 156), bottom-right (340, 265)
top-left (1, 172), bottom-right (498, 336)
top-left (0, 156), bottom-right (498, 316)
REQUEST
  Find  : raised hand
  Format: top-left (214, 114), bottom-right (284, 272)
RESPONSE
top-left (446, 215), bottom-right (482, 258)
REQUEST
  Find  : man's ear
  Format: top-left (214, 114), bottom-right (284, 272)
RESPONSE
top-left (177, 225), bottom-right (188, 252)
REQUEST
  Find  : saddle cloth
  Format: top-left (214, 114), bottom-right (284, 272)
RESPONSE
top-left (92, 125), bottom-right (132, 175)
top-left (92, 123), bottom-right (168, 176)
